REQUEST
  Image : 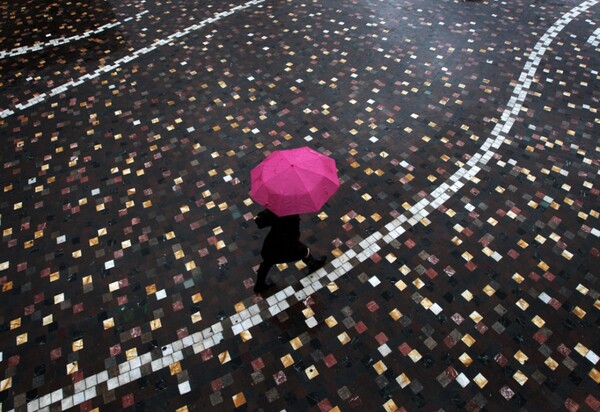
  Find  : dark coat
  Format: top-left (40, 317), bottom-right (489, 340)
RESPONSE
top-left (256, 209), bottom-right (307, 262)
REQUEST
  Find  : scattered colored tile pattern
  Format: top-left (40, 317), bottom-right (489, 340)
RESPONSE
top-left (0, 0), bottom-right (598, 410)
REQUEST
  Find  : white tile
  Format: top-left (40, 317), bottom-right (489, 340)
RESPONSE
top-left (178, 381), bottom-right (191, 394)
top-left (61, 397), bottom-right (74, 410)
top-left (39, 394), bottom-right (52, 408)
top-left (232, 323), bottom-right (244, 335)
top-left (97, 370), bottom-right (109, 383)
top-left (130, 368), bottom-right (142, 381)
top-left (151, 359), bottom-right (163, 372)
top-left (51, 389), bottom-right (63, 403)
top-left (72, 391), bottom-right (85, 405)
top-left (456, 373), bottom-right (470, 387)
top-left (85, 375), bottom-right (97, 388)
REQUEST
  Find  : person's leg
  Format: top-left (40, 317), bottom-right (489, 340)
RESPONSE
top-left (254, 260), bottom-right (275, 292)
top-left (301, 246), bottom-right (327, 273)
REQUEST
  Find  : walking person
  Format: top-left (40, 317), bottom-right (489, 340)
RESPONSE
top-left (254, 209), bottom-right (326, 293)
top-left (249, 147), bottom-right (340, 293)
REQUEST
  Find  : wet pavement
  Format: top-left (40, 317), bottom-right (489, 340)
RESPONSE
top-left (0, 0), bottom-right (599, 410)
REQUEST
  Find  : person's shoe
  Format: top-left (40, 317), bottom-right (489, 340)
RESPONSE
top-left (254, 280), bottom-right (275, 293)
top-left (304, 255), bottom-right (327, 273)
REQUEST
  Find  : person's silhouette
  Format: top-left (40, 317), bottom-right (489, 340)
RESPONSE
top-left (254, 209), bottom-right (326, 293)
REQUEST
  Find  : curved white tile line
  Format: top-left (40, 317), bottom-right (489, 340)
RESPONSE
top-left (11, 0), bottom-right (599, 410)
top-left (0, 0), bottom-right (266, 119)
top-left (588, 26), bottom-right (600, 45)
top-left (0, 10), bottom-right (149, 60)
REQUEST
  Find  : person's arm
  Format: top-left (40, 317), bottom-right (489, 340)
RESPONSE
top-left (255, 209), bottom-right (276, 228)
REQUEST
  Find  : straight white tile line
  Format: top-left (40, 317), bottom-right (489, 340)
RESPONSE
top-left (0, 10), bottom-right (149, 60)
top-left (12, 0), bottom-right (599, 410)
top-left (0, 0), bottom-right (266, 119)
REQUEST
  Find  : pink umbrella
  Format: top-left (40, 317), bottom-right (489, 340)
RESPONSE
top-left (251, 147), bottom-right (340, 216)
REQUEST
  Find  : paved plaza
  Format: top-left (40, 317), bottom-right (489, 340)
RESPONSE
top-left (0, 0), bottom-right (599, 410)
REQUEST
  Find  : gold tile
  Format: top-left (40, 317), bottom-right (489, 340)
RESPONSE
top-left (483, 285), bottom-right (495, 296)
top-left (72, 339), bottom-right (84, 352)
top-left (103, 317), bottom-right (115, 330)
top-left (462, 334), bottom-right (476, 347)
top-left (325, 316), bottom-right (338, 327)
top-left (191, 312), bottom-right (202, 323)
top-left (126, 348), bottom-right (138, 360)
top-left (192, 293), bottom-right (203, 303)
top-left (395, 280), bottom-right (407, 291)
top-left (574, 343), bottom-right (589, 357)
top-left (240, 331), bottom-right (252, 342)
top-left (469, 311), bottom-right (483, 323)
top-left (473, 373), bottom-right (488, 388)
top-left (576, 284), bottom-right (589, 295)
top-left (413, 278), bottom-right (424, 289)
top-left (589, 368), bottom-right (600, 384)
top-left (302, 307), bottom-right (315, 318)
top-left (516, 299), bottom-right (529, 310)
top-left (1, 377), bottom-right (12, 392)
top-left (10, 318), bottom-right (21, 330)
top-left (337, 332), bottom-right (351, 345)
top-left (219, 351), bottom-right (231, 364)
top-left (383, 400), bottom-right (398, 412)
top-left (373, 360), bottom-right (387, 375)
top-left (232, 392), bottom-right (246, 408)
top-left (17, 333), bottom-right (29, 345)
top-left (531, 315), bottom-right (545, 327)
top-left (396, 373), bottom-right (410, 388)
top-left (290, 337), bottom-right (303, 350)
top-left (174, 250), bottom-right (185, 259)
top-left (459, 353), bottom-right (473, 367)
top-left (280, 354), bottom-right (294, 368)
top-left (514, 350), bottom-right (529, 364)
top-left (461, 290), bottom-right (473, 301)
top-left (170, 362), bottom-right (182, 375)
top-left (545, 357), bottom-right (558, 370)
top-left (408, 349), bottom-right (422, 363)
top-left (513, 370), bottom-right (528, 386)
top-left (150, 319), bottom-right (162, 330)
top-left (66, 361), bottom-right (78, 374)
top-left (572, 306), bottom-right (586, 319)
top-left (389, 309), bottom-right (402, 321)
top-left (326, 282), bottom-right (339, 292)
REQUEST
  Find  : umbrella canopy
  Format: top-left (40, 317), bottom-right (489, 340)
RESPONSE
top-left (250, 147), bottom-right (340, 216)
